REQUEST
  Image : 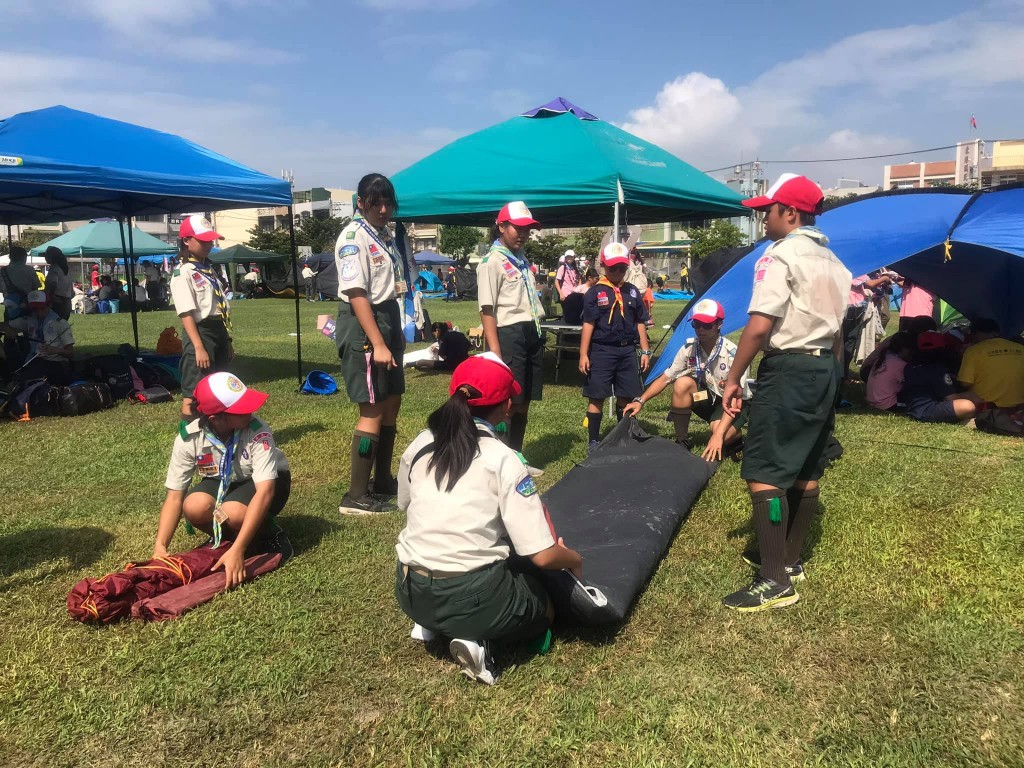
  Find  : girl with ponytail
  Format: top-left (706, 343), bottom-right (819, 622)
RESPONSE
top-left (395, 353), bottom-right (583, 685)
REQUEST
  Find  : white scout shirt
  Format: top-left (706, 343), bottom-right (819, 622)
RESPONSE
top-left (395, 423), bottom-right (555, 573)
top-left (624, 260), bottom-right (650, 293)
top-left (165, 417), bottom-right (290, 491)
top-left (45, 268), bottom-right (75, 299)
top-left (747, 227), bottom-right (851, 353)
top-left (334, 217), bottom-right (410, 305)
top-left (169, 260), bottom-right (225, 323)
top-left (476, 245), bottom-right (545, 327)
top-left (7, 311), bottom-right (75, 361)
top-left (662, 334), bottom-right (751, 399)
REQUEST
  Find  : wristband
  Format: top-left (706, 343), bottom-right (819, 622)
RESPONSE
top-left (639, 350), bottom-right (652, 356)
top-left (632, 396), bottom-right (644, 405)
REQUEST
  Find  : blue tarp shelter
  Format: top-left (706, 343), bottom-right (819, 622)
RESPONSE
top-left (414, 250), bottom-right (455, 266)
top-left (650, 186), bottom-right (1024, 380)
top-left (416, 270), bottom-right (444, 292)
top-left (0, 106), bottom-right (307, 379)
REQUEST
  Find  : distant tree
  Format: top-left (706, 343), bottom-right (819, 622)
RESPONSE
top-left (688, 220), bottom-right (746, 260)
top-left (573, 227), bottom-right (604, 259)
top-left (439, 225), bottom-right (483, 258)
top-left (524, 233), bottom-right (566, 271)
top-left (11, 229), bottom-right (56, 252)
top-left (246, 225), bottom-right (294, 256)
top-left (299, 213), bottom-right (349, 255)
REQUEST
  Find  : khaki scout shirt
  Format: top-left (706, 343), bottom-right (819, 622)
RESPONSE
top-left (8, 311), bottom-right (75, 361)
top-left (663, 334), bottom-right (751, 399)
top-left (476, 246), bottom-right (545, 327)
top-left (165, 417), bottom-right (290, 491)
top-left (624, 260), bottom-right (651, 293)
top-left (747, 228), bottom-right (851, 353)
top-left (170, 261), bottom-right (225, 323)
top-left (334, 219), bottom-right (410, 305)
top-left (395, 424), bottom-right (555, 573)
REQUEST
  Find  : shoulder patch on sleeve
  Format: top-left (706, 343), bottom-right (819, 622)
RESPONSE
top-left (249, 417), bottom-right (262, 430)
top-left (345, 230), bottom-right (357, 240)
top-left (339, 244), bottom-right (360, 258)
top-left (178, 419), bottom-right (189, 440)
top-left (515, 475), bottom-right (538, 497)
top-left (172, 268), bottom-right (181, 277)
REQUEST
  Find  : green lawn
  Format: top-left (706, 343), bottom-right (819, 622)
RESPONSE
top-left (1, 298), bottom-right (1022, 767)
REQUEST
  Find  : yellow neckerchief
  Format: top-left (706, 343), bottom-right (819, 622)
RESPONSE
top-left (597, 276), bottom-right (625, 324)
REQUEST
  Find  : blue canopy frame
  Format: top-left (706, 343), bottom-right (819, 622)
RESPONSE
top-left (0, 106), bottom-right (306, 382)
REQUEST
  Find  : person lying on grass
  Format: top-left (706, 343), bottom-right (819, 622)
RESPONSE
top-left (414, 322), bottom-right (471, 372)
top-left (395, 353), bottom-right (583, 685)
top-left (155, 372), bottom-right (292, 589)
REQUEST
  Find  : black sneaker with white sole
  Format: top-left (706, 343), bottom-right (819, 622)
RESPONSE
top-left (449, 638), bottom-right (497, 685)
top-left (722, 576), bottom-right (799, 612)
top-left (741, 551), bottom-right (806, 582)
top-left (338, 492), bottom-right (396, 516)
top-left (372, 475), bottom-right (399, 497)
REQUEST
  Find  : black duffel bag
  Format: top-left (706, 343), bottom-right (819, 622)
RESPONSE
top-left (88, 355), bottom-right (135, 400)
top-left (60, 382), bottom-right (114, 417)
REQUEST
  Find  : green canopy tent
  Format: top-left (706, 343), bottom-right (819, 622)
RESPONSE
top-left (392, 97), bottom-right (746, 228)
top-left (30, 220), bottom-right (176, 285)
top-left (209, 244), bottom-right (288, 264)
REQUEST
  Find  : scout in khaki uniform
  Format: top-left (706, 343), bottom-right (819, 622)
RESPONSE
top-left (721, 173), bottom-right (851, 611)
top-left (623, 298), bottom-right (751, 461)
top-left (477, 201), bottom-right (545, 452)
top-left (395, 354), bottom-right (583, 685)
top-left (334, 173), bottom-right (413, 516)
top-left (578, 242), bottom-right (651, 453)
top-left (170, 215), bottom-right (233, 420)
top-left (156, 372), bottom-right (292, 589)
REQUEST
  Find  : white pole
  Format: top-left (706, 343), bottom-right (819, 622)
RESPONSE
top-left (613, 201), bottom-right (620, 244)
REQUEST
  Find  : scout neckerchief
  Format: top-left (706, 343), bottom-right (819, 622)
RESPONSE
top-left (354, 212), bottom-right (408, 296)
top-left (693, 335), bottom-right (725, 389)
top-left (189, 257), bottom-right (233, 335)
top-left (490, 240), bottom-right (541, 333)
top-left (202, 427), bottom-right (240, 548)
top-left (596, 277), bottom-right (627, 324)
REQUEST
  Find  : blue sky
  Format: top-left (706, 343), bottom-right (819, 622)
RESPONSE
top-left (2, 0), bottom-right (1022, 189)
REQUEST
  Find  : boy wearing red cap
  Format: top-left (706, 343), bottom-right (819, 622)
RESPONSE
top-left (623, 298), bottom-right (750, 460)
top-left (157, 372), bottom-right (291, 588)
top-left (578, 242), bottom-right (651, 452)
top-left (720, 174), bottom-right (851, 611)
top-left (395, 353), bottom-right (583, 685)
top-left (477, 201), bottom-right (546, 451)
top-left (170, 214), bottom-right (233, 421)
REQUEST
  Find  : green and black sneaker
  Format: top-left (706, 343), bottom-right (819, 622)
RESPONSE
top-left (741, 551), bottom-right (806, 582)
top-left (722, 576), bottom-right (800, 612)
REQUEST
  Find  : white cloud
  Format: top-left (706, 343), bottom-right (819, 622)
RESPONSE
top-left (361, 0), bottom-right (486, 9)
top-left (620, 10), bottom-right (1024, 185)
top-left (430, 48), bottom-right (490, 83)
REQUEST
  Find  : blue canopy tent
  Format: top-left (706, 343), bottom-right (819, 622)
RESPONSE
top-left (414, 250), bottom-right (455, 267)
top-left (0, 106), bottom-right (305, 382)
top-left (649, 186), bottom-right (1024, 381)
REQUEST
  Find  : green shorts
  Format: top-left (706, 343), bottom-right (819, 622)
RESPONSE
top-left (179, 317), bottom-right (232, 399)
top-left (395, 559), bottom-right (550, 643)
top-left (336, 299), bottom-right (405, 404)
top-left (496, 321), bottom-right (545, 404)
top-left (692, 389), bottom-right (749, 430)
top-left (741, 352), bottom-right (838, 488)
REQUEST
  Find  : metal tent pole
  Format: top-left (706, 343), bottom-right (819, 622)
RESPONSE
top-left (288, 206), bottom-right (303, 388)
top-left (126, 218), bottom-right (141, 351)
top-left (116, 216), bottom-right (140, 352)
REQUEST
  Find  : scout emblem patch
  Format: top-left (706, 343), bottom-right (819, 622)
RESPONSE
top-left (516, 475), bottom-right (538, 497)
top-left (754, 255), bottom-right (774, 283)
top-left (501, 260), bottom-right (519, 280)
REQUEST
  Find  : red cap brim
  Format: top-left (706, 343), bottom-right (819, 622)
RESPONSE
top-left (602, 256), bottom-right (630, 267)
top-left (741, 195), bottom-right (775, 210)
top-left (501, 216), bottom-right (540, 228)
top-left (224, 388), bottom-right (268, 414)
top-left (191, 230), bottom-right (224, 242)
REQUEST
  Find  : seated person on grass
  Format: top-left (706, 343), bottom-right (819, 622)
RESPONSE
top-left (395, 354), bottom-right (583, 686)
top-left (0, 290), bottom-right (75, 385)
top-left (900, 331), bottom-right (980, 424)
top-left (865, 331), bottom-right (913, 412)
top-left (623, 298), bottom-right (751, 461)
top-left (957, 317), bottom-right (1024, 410)
top-left (415, 322), bottom-right (471, 372)
top-left (156, 372), bottom-right (292, 589)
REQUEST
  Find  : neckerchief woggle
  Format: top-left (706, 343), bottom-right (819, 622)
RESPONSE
top-left (693, 336), bottom-right (725, 389)
top-left (490, 241), bottom-right (541, 333)
top-left (354, 213), bottom-right (409, 297)
top-left (596, 277), bottom-right (625, 324)
top-left (203, 429), bottom-right (239, 548)
top-left (189, 258), bottom-right (233, 335)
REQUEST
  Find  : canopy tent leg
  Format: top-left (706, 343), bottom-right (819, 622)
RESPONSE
top-left (5, 224), bottom-right (10, 250)
top-left (127, 219), bottom-right (141, 352)
top-left (613, 201), bottom-right (620, 243)
top-left (288, 206), bottom-right (303, 388)
top-left (117, 216), bottom-right (141, 352)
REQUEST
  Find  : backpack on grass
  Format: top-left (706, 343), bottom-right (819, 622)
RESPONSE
top-left (59, 382), bottom-right (114, 417)
top-left (89, 355), bottom-right (134, 399)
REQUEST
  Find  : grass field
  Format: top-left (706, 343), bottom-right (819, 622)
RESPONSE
top-left (1, 298), bottom-right (1022, 767)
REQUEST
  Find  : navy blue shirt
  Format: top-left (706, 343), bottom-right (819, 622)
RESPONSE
top-left (901, 362), bottom-right (956, 419)
top-left (583, 280), bottom-right (649, 345)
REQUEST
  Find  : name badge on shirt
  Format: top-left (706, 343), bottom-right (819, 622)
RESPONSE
top-left (597, 294), bottom-right (610, 307)
top-left (693, 390), bottom-right (709, 402)
top-left (196, 451), bottom-right (219, 476)
top-left (395, 279), bottom-right (407, 296)
top-left (501, 261), bottom-right (520, 280)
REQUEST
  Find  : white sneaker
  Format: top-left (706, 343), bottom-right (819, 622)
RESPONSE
top-left (410, 623), bottom-right (437, 642)
top-left (449, 638), bottom-right (496, 685)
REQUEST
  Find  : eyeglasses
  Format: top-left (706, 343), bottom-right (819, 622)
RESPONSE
top-left (691, 320), bottom-right (717, 329)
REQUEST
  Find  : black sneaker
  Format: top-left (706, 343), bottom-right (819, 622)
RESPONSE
top-left (723, 437), bottom-right (744, 462)
top-left (257, 523), bottom-right (294, 563)
top-left (722, 576), bottom-right (799, 612)
top-left (372, 475), bottom-right (399, 497)
top-left (741, 551), bottom-right (805, 582)
top-left (338, 492), bottom-right (396, 516)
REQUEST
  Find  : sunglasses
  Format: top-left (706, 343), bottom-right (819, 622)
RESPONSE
top-left (691, 320), bottom-right (718, 329)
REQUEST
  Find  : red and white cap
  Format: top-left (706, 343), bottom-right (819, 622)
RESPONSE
top-left (449, 352), bottom-right (521, 407)
top-left (193, 372), bottom-right (268, 416)
top-left (600, 241), bottom-right (630, 267)
top-left (27, 290), bottom-right (49, 307)
top-left (496, 201), bottom-right (540, 228)
top-left (179, 214), bottom-right (224, 242)
top-left (691, 298), bottom-right (725, 324)
top-left (741, 173), bottom-right (824, 215)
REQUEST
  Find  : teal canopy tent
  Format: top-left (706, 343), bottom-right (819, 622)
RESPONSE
top-left (209, 244), bottom-right (288, 264)
top-left (392, 97), bottom-right (746, 227)
top-left (30, 220), bottom-right (176, 258)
